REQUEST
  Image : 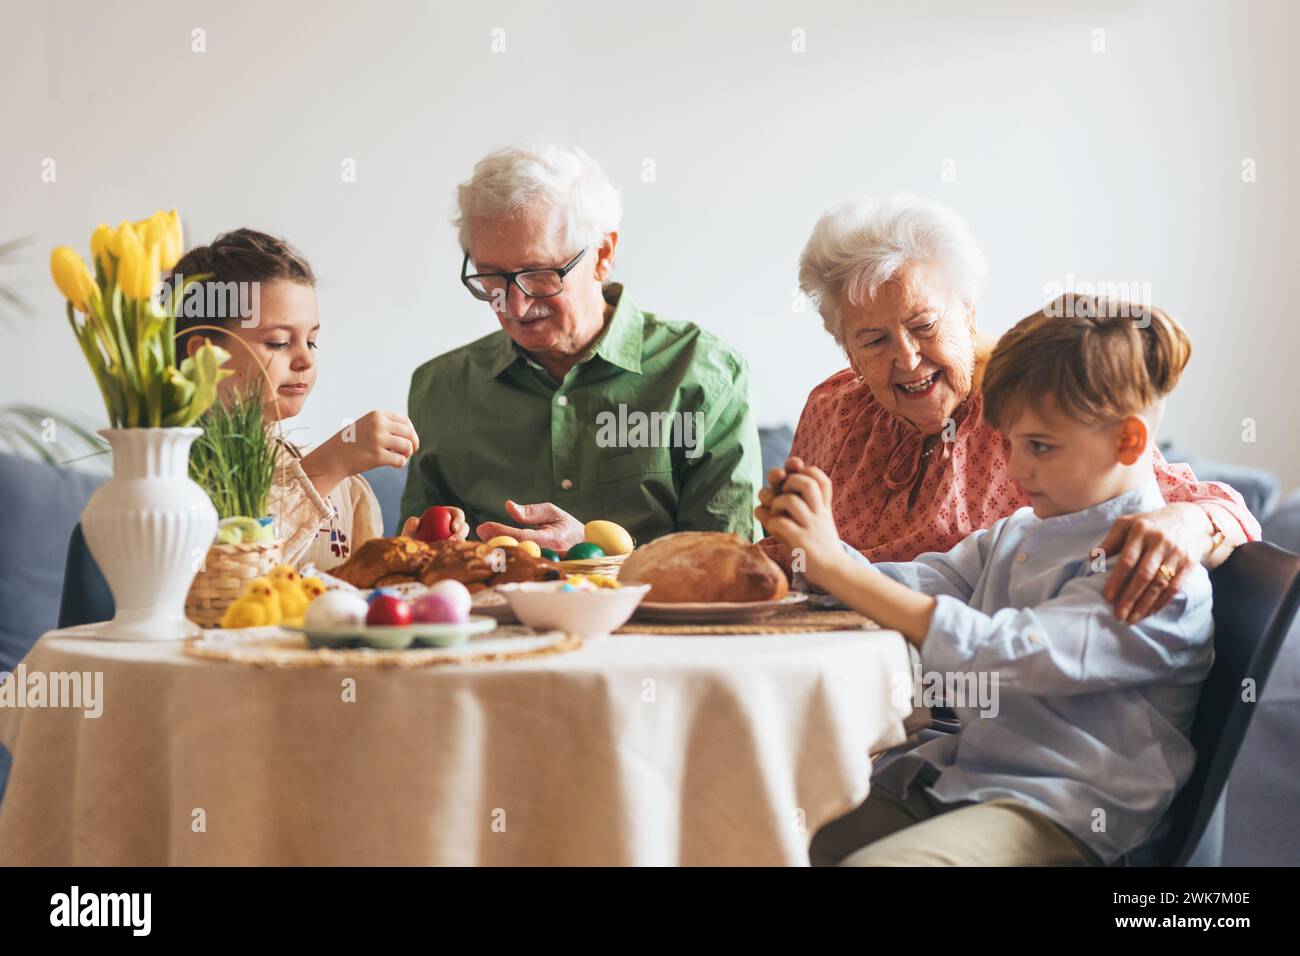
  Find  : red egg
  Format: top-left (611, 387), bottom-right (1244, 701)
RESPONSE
top-left (366, 594), bottom-right (412, 627)
top-left (412, 505), bottom-right (456, 543)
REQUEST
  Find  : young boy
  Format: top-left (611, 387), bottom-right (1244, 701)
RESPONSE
top-left (757, 295), bottom-right (1214, 866)
top-left (173, 229), bottom-right (465, 569)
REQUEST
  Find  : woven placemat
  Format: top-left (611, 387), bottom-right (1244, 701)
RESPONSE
top-left (616, 608), bottom-right (879, 635)
top-left (183, 626), bottom-right (583, 669)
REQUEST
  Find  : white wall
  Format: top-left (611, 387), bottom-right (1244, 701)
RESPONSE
top-left (3, 0), bottom-right (1298, 493)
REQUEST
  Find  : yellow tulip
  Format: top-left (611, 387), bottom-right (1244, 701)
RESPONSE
top-left (50, 246), bottom-right (98, 312)
top-left (107, 220), bottom-right (140, 257)
top-left (90, 223), bottom-right (116, 280)
top-left (117, 226), bottom-right (161, 300)
top-left (141, 209), bottom-right (183, 271)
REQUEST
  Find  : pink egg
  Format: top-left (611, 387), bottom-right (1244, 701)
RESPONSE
top-left (426, 579), bottom-right (473, 617)
top-left (412, 593), bottom-right (468, 624)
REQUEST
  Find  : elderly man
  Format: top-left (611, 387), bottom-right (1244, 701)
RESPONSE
top-left (399, 144), bottom-right (761, 551)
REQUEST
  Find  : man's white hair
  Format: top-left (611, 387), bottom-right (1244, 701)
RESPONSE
top-left (798, 194), bottom-right (987, 348)
top-left (455, 144), bottom-right (623, 255)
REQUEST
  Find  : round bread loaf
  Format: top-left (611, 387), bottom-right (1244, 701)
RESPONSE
top-left (619, 531), bottom-right (790, 603)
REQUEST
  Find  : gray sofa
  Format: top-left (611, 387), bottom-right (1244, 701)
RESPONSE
top-left (2, 438), bottom-right (1297, 864)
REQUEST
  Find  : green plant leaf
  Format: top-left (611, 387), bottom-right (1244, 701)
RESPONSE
top-left (188, 385), bottom-right (276, 519)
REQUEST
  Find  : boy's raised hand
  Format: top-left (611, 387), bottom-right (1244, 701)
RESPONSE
top-left (302, 410), bottom-right (420, 499)
top-left (755, 456), bottom-right (842, 573)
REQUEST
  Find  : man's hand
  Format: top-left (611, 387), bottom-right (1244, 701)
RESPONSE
top-left (475, 500), bottom-right (586, 552)
top-left (400, 506), bottom-right (470, 541)
top-left (302, 411), bottom-right (419, 498)
top-left (754, 456), bottom-right (844, 586)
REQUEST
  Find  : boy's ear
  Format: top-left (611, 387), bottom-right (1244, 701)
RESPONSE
top-left (1116, 415), bottom-right (1149, 465)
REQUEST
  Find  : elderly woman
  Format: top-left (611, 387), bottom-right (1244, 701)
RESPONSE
top-left (759, 195), bottom-right (1258, 623)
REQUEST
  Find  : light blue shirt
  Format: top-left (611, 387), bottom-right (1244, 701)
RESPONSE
top-left (839, 479), bottom-right (1214, 862)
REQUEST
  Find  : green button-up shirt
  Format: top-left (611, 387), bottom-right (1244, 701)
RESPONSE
top-left (400, 284), bottom-right (762, 545)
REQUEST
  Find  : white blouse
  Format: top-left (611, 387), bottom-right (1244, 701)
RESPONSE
top-left (267, 441), bottom-right (384, 572)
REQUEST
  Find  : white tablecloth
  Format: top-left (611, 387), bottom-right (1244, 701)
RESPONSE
top-left (0, 624), bottom-right (919, 865)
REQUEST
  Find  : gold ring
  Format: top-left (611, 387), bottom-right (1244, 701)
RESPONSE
top-left (1157, 564), bottom-right (1177, 585)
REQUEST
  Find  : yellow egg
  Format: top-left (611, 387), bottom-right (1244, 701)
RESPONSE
top-left (516, 540), bottom-right (541, 557)
top-left (485, 535), bottom-right (519, 548)
top-left (583, 520), bottom-right (634, 556)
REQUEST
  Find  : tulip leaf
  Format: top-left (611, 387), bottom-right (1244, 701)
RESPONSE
top-left (173, 340), bottom-right (233, 425)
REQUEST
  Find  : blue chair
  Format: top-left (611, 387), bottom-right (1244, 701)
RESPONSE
top-left (360, 464), bottom-right (408, 537)
top-left (57, 523), bottom-right (114, 629)
top-left (1123, 541), bottom-right (1300, 866)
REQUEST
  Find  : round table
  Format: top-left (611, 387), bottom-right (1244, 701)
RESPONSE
top-left (0, 623), bottom-right (919, 866)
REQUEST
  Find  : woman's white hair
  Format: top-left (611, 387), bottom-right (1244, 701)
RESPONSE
top-left (798, 194), bottom-right (987, 348)
top-left (455, 144), bottom-right (623, 255)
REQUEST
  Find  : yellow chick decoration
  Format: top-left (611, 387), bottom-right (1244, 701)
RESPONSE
top-left (301, 577), bottom-right (327, 601)
top-left (221, 577), bottom-right (283, 629)
top-left (267, 564), bottom-right (312, 625)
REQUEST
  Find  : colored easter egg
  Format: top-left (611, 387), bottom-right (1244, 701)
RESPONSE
top-left (305, 591), bottom-right (370, 628)
top-left (412, 593), bottom-right (468, 624)
top-left (413, 506), bottom-right (456, 543)
top-left (366, 594), bottom-right (413, 627)
top-left (425, 579), bottom-right (472, 618)
top-left (583, 520), bottom-right (634, 555)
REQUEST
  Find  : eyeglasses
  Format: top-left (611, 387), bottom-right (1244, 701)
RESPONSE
top-left (461, 248), bottom-right (588, 301)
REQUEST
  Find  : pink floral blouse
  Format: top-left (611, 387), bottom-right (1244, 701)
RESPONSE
top-left (759, 369), bottom-right (1260, 572)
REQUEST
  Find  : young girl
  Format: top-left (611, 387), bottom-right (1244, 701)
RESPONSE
top-left (173, 228), bottom-right (451, 570)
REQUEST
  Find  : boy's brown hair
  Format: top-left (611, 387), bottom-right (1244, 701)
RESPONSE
top-left (982, 294), bottom-right (1192, 430)
top-left (172, 228), bottom-right (315, 352)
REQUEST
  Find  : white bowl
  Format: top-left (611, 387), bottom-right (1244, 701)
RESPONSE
top-left (495, 582), bottom-right (651, 638)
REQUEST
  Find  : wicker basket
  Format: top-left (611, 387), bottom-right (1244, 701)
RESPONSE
top-left (186, 538), bottom-right (284, 628)
top-left (557, 552), bottom-right (629, 579)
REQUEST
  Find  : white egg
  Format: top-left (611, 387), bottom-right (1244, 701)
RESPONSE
top-left (426, 579), bottom-right (473, 617)
top-left (305, 591), bottom-right (370, 628)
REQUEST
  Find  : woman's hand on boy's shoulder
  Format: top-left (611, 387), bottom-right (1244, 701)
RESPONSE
top-left (302, 410), bottom-right (420, 498)
top-left (1099, 502), bottom-right (1212, 623)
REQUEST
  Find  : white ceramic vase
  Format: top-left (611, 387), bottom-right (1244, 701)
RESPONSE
top-left (81, 428), bottom-right (217, 641)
